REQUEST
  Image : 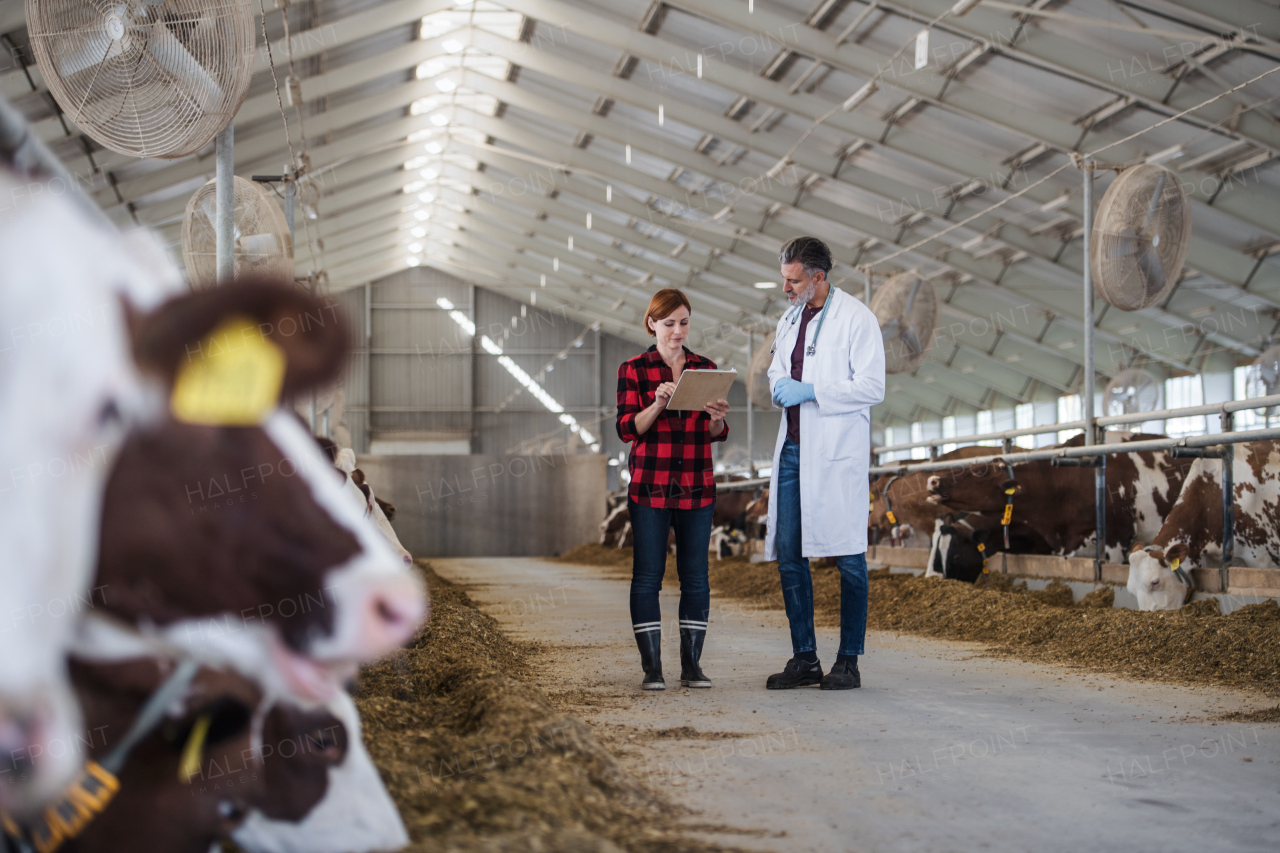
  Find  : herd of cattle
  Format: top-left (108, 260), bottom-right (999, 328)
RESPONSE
top-left (602, 433), bottom-right (1280, 613)
top-left (2, 178), bottom-right (424, 851)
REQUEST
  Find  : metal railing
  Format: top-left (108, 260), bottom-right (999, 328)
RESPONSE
top-left (873, 394), bottom-right (1280, 457)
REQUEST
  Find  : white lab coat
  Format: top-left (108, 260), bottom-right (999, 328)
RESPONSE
top-left (764, 287), bottom-right (886, 560)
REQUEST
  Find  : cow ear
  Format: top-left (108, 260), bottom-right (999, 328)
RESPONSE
top-left (1165, 542), bottom-right (1189, 563)
top-left (130, 276), bottom-right (350, 403)
top-left (1130, 541), bottom-right (1145, 554)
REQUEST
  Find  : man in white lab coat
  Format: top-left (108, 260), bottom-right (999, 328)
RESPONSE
top-left (763, 237), bottom-right (885, 690)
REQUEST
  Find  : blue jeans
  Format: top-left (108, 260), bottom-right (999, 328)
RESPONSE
top-left (628, 500), bottom-right (713, 632)
top-left (775, 439), bottom-right (869, 657)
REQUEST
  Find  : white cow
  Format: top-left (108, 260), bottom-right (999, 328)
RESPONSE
top-left (1128, 441), bottom-right (1280, 610)
top-left (0, 168), bottom-right (178, 814)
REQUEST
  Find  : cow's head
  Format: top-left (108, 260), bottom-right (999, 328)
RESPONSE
top-left (926, 462), bottom-right (1021, 510)
top-left (65, 656), bottom-right (350, 850)
top-left (1126, 541), bottom-right (1191, 611)
top-left (0, 173), bottom-right (181, 815)
top-left (92, 279), bottom-right (426, 705)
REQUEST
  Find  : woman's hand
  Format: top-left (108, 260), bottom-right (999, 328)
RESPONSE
top-left (653, 381), bottom-right (677, 410)
top-left (704, 399), bottom-right (729, 437)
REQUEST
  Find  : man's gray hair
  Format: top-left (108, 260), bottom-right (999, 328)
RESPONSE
top-left (779, 236), bottom-right (832, 277)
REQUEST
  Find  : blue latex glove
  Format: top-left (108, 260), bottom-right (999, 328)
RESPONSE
top-left (773, 377), bottom-right (817, 407)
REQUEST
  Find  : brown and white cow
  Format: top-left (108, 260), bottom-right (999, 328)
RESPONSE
top-left (870, 446), bottom-right (1003, 548)
top-left (52, 659), bottom-right (349, 853)
top-left (73, 280), bottom-right (426, 706)
top-left (925, 434), bottom-right (1193, 563)
top-left (1128, 441), bottom-right (1280, 610)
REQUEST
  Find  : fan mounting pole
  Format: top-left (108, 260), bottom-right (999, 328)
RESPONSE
top-left (746, 330), bottom-right (755, 477)
top-left (215, 123), bottom-right (235, 283)
top-left (1082, 158), bottom-right (1104, 582)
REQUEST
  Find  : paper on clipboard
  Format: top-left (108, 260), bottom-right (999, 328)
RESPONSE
top-left (665, 369), bottom-right (737, 411)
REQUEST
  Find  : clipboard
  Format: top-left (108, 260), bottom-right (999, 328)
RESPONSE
top-left (665, 368), bottom-right (737, 411)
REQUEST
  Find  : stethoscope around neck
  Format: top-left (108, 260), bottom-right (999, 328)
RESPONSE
top-left (771, 291), bottom-right (834, 356)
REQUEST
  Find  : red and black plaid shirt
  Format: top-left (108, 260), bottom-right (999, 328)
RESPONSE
top-left (616, 346), bottom-right (729, 509)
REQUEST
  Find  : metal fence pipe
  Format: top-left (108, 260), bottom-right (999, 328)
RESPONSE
top-left (869, 426), bottom-right (1280, 476)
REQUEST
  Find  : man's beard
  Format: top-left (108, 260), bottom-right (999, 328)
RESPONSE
top-left (788, 279), bottom-right (817, 305)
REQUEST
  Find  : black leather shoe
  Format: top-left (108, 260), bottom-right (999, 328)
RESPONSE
top-left (821, 660), bottom-right (861, 690)
top-left (765, 656), bottom-right (823, 689)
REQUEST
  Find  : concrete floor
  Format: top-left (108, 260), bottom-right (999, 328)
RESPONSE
top-left (432, 557), bottom-right (1280, 853)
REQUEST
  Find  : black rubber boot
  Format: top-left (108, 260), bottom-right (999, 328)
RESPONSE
top-left (679, 626), bottom-right (712, 688)
top-left (635, 629), bottom-right (665, 690)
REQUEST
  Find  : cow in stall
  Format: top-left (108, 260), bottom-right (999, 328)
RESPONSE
top-left (599, 501), bottom-right (633, 548)
top-left (9, 281), bottom-right (425, 853)
top-left (1128, 440), bottom-right (1280, 610)
top-left (0, 169), bottom-right (181, 818)
top-left (925, 434), bottom-right (1193, 564)
top-left (323, 442), bottom-right (413, 567)
top-left (926, 513), bottom-right (1055, 583)
top-left (870, 447), bottom-right (1004, 549)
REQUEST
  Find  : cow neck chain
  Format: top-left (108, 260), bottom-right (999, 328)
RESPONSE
top-left (1, 661), bottom-right (200, 853)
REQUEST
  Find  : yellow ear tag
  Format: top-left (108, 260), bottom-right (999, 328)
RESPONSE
top-left (1001, 505), bottom-right (1013, 525)
top-left (886, 511), bottom-right (897, 524)
top-left (179, 713), bottom-right (213, 784)
top-left (171, 316), bottom-right (286, 425)
top-left (1003, 487), bottom-right (1017, 495)
top-left (976, 543), bottom-right (985, 552)
top-left (1169, 558), bottom-right (1181, 573)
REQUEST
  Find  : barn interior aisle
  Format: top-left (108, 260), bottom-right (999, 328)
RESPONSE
top-left (434, 556), bottom-right (1279, 853)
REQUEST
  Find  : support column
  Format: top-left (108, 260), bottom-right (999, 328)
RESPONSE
top-left (1082, 160), bottom-right (1104, 581)
top-left (215, 123), bottom-right (235, 284)
top-left (746, 330), bottom-right (755, 476)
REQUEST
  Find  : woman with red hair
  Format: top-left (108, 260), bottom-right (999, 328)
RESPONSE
top-left (616, 288), bottom-right (730, 691)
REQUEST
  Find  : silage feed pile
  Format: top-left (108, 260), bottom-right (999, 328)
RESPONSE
top-left (356, 563), bottom-right (743, 853)
top-left (558, 548), bottom-right (1280, 698)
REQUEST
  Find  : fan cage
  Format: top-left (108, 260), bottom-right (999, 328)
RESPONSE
top-left (1091, 164), bottom-right (1192, 312)
top-left (870, 272), bottom-right (939, 375)
top-left (26, 0), bottom-right (256, 159)
top-left (182, 175), bottom-right (294, 287)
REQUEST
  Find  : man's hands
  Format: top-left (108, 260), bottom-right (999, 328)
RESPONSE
top-left (773, 377), bottom-right (817, 407)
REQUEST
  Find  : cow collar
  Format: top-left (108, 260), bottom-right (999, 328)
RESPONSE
top-left (1142, 544), bottom-right (1195, 591)
top-left (880, 473), bottom-right (905, 526)
top-left (1, 660), bottom-right (200, 853)
top-left (1000, 460), bottom-right (1017, 551)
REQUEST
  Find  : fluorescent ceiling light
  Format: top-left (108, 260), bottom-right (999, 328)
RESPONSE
top-left (442, 39), bottom-right (463, 53)
top-left (406, 256), bottom-right (421, 266)
top-left (418, 192), bottom-right (435, 203)
top-left (407, 242), bottom-right (423, 253)
top-left (404, 156), bottom-right (427, 170)
top-left (436, 297), bottom-right (454, 310)
top-left (754, 281), bottom-right (776, 289)
top-left (425, 142), bottom-right (443, 154)
top-left (420, 168), bottom-right (439, 180)
top-left (436, 78), bottom-right (457, 92)
top-left (430, 113), bottom-right (450, 127)
top-left (414, 209), bottom-right (431, 221)
top-left (403, 181), bottom-right (426, 194)
top-left (410, 227), bottom-right (426, 238)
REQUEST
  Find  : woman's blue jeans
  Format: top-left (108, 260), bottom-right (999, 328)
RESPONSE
top-left (775, 438), bottom-right (868, 657)
top-left (628, 500), bottom-right (713, 634)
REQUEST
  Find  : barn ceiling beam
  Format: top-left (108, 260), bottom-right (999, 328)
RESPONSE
top-left (450, 90), bottom-right (1204, 374)
top-left (456, 24), bottom-right (1280, 331)
top-left (503, 0), bottom-right (1278, 242)
top-left (873, 0), bottom-right (1279, 154)
top-left (653, 0), bottom-right (1279, 236)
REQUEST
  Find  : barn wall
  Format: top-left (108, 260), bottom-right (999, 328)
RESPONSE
top-left (356, 452), bottom-right (607, 557)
